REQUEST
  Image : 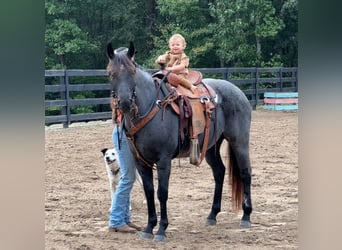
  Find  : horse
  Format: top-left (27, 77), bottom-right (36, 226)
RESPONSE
top-left (106, 42), bottom-right (253, 242)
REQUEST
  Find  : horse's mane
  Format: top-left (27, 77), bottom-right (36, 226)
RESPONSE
top-left (106, 52), bottom-right (136, 78)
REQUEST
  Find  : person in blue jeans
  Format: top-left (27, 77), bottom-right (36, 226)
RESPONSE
top-left (108, 125), bottom-right (142, 233)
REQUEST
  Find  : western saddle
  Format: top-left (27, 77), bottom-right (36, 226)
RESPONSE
top-left (152, 69), bottom-right (216, 166)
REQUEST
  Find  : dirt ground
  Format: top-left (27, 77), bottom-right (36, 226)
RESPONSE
top-left (45, 109), bottom-right (298, 250)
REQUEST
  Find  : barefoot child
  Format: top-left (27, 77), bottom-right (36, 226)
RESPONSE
top-left (156, 34), bottom-right (198, 94)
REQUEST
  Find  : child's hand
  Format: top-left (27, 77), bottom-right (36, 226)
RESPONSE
top-left (156, 56), bottom-right (166, 64)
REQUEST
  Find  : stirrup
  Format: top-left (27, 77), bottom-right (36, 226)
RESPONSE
top-left (189, 138), bottom-right (200, 165)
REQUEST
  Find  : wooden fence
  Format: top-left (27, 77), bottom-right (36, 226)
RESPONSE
top-left (45, 67), bottom-right (297, 127)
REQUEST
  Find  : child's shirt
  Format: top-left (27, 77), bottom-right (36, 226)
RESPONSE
top-left (164, 51), bottom-right (189, 77)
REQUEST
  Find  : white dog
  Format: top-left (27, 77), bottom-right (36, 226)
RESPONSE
top-left (101, 148), bottom-right (144, 210)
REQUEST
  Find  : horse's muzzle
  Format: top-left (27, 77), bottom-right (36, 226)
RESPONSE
top-left (118, 97), bottom-right (136, 115)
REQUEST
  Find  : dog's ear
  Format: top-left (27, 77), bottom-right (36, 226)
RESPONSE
top-left (101, 148), bottom-right (108, 155)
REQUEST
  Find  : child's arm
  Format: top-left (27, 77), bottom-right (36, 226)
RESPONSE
top-left (165, 60), bottom-right (185, 73)
top-left (156, 54), bottom-right (167, 64)
top-left (166, 54), bottom-right (189, 73)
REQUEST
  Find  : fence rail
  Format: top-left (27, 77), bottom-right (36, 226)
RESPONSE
top-left (45, 67), bottom-right (297, 127)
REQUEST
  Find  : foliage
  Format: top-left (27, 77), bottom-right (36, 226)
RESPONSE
top-left (45, 1), bottom-right (98, 69)
top-left (45, 0), bottom-right (297, 68)
top-left (71, 105), bottom-right (94, 114)
top-left (150, 0), bottom-right (218, 68)
top-left (209, 0), bottom-right (286, 67)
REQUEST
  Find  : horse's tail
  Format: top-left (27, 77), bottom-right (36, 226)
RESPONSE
top-left (228, 145), bottom-right (243, 212)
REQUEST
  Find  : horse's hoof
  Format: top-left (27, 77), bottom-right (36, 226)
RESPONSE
top-left (205, 219), bottom-right (217, 226)
top-left (153, 235), bottom-right (167, 243)
top-left (240, 220), bottom-right (251, 228)
top-left (140, 232), bottom-right (154, 239)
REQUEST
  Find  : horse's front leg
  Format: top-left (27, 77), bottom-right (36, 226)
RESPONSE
top-left (153, 160), bottom-right (171, 242)
top-left (139, 167), bottom-right (157, 239)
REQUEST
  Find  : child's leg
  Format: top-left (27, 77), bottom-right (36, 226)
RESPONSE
top-left (167, 73), bottom-right (199, 94)
top-left (178, 76), bottom-right (193, 89)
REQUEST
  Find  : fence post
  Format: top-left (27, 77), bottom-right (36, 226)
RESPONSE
top-left (294, 69), bottom-right (298, 92)
top-left (64, 70), bottom-right (71, 127)
top-left (223, 68), bottom-right (229, 81)
top-left (252, 68), bottom-right (258, 110)
top-left (59, 70), bottom-right (71, 128)
top-left (59, 70), bottom-right (68, 128)
top-left (279, 68), bottom-right (283, 91)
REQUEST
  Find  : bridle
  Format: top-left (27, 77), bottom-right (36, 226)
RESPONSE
top-left (110, 71), bottom-right (163, 169)
top-left (109, 54), bottom-right (177, 169)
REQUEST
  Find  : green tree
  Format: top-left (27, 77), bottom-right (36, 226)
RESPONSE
top-left (277, 0), bottom-right (298, 66)
top-left (44, 0), bottom-right (297, 69)
top-left (45, 0), bottom-right (158, 69)
top-left (148, 0), bottom-right (218, 68)
top-left (45, 0), bottom-right (98, 69)
top-left (210, 0), bottom-right (285, 67)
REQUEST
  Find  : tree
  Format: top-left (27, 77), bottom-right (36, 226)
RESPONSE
top-left (45, 0), bottom-right (98, 69)
top-left (278, 0), bottom-right (298, 66)
top-left (148, 0), bottom-right (219, 68)
top-left (210, 0), bottom-right (285, 67)
top-left (45, 0), bottom-right (158, 69)
top-left (44, 0), bottom-right (297, 69)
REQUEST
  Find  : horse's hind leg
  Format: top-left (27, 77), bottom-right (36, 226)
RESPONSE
top-left (205, 137), bottom-right (226, 225)
top-left (230, 144), bottom-right (252, 228)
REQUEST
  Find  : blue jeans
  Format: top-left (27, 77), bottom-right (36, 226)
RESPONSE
top-left (109, 126), bottom-right (137, 228)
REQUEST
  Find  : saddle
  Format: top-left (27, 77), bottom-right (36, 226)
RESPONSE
top-left (152, 69), bottom-right (216, 165)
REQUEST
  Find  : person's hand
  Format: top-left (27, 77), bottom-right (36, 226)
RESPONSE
top-left (157, 56), bottom-right (165, 64)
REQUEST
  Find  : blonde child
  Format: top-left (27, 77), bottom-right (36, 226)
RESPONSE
top-left (156, 34), bottom-right (198, 94)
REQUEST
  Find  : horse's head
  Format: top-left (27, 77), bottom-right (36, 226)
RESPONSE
top-left (106, 42), bottom-right (137, 114)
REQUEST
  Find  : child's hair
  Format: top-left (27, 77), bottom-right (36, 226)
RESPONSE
top-left (169, 34), bottom-right (186, 46)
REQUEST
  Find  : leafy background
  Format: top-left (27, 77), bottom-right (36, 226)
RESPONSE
top-left (45, 0), bottom-right (297, 70)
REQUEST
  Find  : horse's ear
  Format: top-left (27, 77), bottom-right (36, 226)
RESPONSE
top-left (107, 43), bottom-right (114, 59)
top-left (127, 41), bottom-right (135, 60)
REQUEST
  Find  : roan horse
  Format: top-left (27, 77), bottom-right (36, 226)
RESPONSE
top-left (106, 42), bottom-right (252, 242)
